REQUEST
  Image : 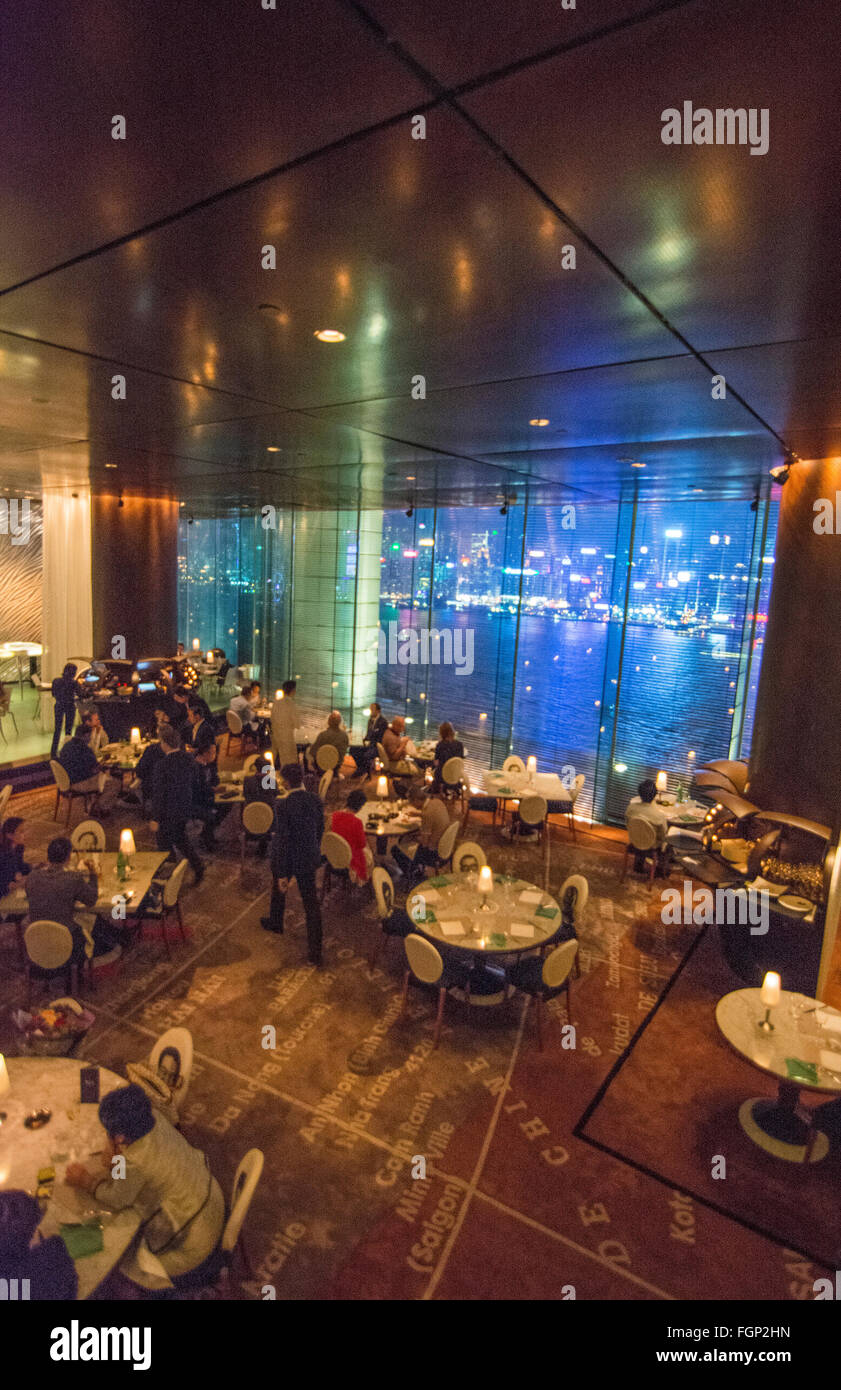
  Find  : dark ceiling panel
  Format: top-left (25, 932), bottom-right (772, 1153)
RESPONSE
top-left (0, 111), bottom-right (680, 412)
top-left (357, 0), bottom-right (667, 87)
top-left (0, 0), bottom-right (425, 286)
top-left (462, 0), bottom-right (841, 353)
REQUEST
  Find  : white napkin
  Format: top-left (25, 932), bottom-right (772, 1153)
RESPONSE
top-left (519, 890), bottom-right (542, 905)
top-left (816, 1011), bottom-right (841, 1034)
top-left (510, 923), bottom-right (535, 939)
top-left (819, 1050), bottom-right (841, 1075)
top-left (134, 1240), bottom-right (173, 1284)
top-left (440, 920), bottom-right (464, 937)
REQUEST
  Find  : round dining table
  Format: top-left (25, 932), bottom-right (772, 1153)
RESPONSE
top-left (0, 1057), bottom-right (141, 1298)
top-left (407, 871), bottom-right (563, 1004)
top-left (362, 800), bottom-right (422, 855)
top-left (715, 988), bottom-right (841, 1163)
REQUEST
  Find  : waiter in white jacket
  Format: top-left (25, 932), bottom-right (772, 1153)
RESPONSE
top-left (66, 1083), bottom-right (226, 1292)
top-left (271, 678), bottom-right (300, 769)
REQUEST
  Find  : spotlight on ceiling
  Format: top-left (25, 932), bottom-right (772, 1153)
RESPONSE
top-left (266, 446), bottom-right (280, 453)
top-left (405, 504), bottom-right (414, 518)
top-left (500, 498), bottom-right (510, 516)
top-left (117, 493), bottom-right (124, 508)
top-left (314, 329), bottom-right (346, 343)
top-left (770, 451), bottom-right (799, 485)
top-left (188, 515), bottom-right (194, 526)
top-left (529, 418), bottom-right (549, 427)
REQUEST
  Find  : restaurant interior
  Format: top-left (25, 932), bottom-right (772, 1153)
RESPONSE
top-left (2, 0), bottom-right (841, 1321)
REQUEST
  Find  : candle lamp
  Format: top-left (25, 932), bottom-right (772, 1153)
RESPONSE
top-left (129, 726), bottom-right (141, 747)
top-left (477, 865), bottom-right (494, 911)
top-left (377, 775), bottom-right (389, 801)
top-left (275, 689), bottom-right (283, 701)
top-left (192, 638), bottom-right (200, 651)
top-left (655, 771), bottom-right (668, 798)
top-left (206, 650), bottom-right (213, 663)
top-left (526, 756), bottom-right (537, 782)
top-left (758, 971), bottom-right (781, 1032)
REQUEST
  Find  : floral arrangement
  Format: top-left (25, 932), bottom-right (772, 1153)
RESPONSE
top-left (12, 1001), bottom-right (95, 1054)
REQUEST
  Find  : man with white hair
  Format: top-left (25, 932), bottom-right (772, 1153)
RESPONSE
top-left (308, 710), bottom-right (349, 771)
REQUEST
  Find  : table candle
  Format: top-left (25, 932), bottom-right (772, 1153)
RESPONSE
top-left (377, 775), bottom-right (389, 800)
top-left (656, 771), bottom-right (668, 794)
top-left (527, 756), bottom-right (537, 780)
top-left (119, 829), bottom-right (136, 857)
top-left (0, 1055), bottom-right (9, 1098)
top-left (761, 971), bottom-right (781, 1008)
top-left (206, 651), bottom-right (213, 663)
top-left (192, 638), bottom-right (200, 651)
top-left (129, 727), bottom-right (141, 746)
top-left (275, 689), bottom-right (283, 701)
top-left (478, 865), bottom-right (493, 897)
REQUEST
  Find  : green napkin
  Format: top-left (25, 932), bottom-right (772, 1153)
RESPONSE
top-left (413, 910), bottom-right (437, 924)
top-left (426, 877), bottom-right (450, 888)
top-left (534, 904), bottom-right (559, 920)
top-left (785, 1057), bottom-right (819, 1084)
top-left (60, 1220), bottom-right (104, 1259)
top-left (489, 933), bottom-right (508, 949)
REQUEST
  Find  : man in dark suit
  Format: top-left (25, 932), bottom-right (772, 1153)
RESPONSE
top-left (348, 702), bottom-right (388, 777)
top-left (185, 698), bottom-right (216, 757)
top-left (150, 724), bottom-right (205, 883)
top-left (167, 685), bottom-right (190, 732)
top-left (25, 837), bottom-right (116, 962)
top-left (262, 763), bottom-right (324, 965)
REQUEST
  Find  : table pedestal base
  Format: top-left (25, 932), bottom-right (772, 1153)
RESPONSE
top-left (738, 1096), bottom-right (828, 1163)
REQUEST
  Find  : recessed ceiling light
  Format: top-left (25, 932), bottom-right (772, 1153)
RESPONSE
top-left (105, 463), bottom-right (117, 469)
top-left (406, 475), bottom-right (415, 480)
top-left (314, 329), bottom-right (346, 342)
top-left (630, 461), bottom-right (646, 468)
top-left (266, 446), bottom-right (280, 453)
top-left (529, 418), bottom-right (550, 427)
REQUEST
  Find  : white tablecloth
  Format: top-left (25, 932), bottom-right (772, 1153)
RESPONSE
top-left (0, 1057), bottom-right (141, 1299)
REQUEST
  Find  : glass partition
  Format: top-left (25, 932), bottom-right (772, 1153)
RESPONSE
top-left (178, 487), bottom-right (779, 822)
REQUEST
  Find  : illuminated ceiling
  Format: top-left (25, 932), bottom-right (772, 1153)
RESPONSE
top-left (1, 0), bottom-right (840, 512)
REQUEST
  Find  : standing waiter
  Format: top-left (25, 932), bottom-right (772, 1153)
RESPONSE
top-left (262, 763), bottom-right (324, 965)
top-left (149, 724), bottom-right (205, 884)
top-left (50, 663), bottom-right (78, 759)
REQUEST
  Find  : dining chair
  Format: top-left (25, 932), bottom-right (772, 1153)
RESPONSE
top-left (315, 744), bottom-right (339, 774)
top-left (506, 939), bottom-right (578, 1051)
top-left (225, 709), bottom-right (257, 758)
top-left (547, 873), bottom-right (589, 977)
top-left (0, 687), bottom-right (18, 741)
top-left (399, 933), bottom-right (470, 1049)
top-left (149, 1026), bottom-right (194, 1115)
top-left (318, 769), bottom-right (334, 802)
top-left (180, 1148), bottom-right (265, 1291)
top-left (50, 759), bottom-right (95, 826)
top-left (434, 820), bottom-right (460, 872)
top-left (621, 817), bottom-right (660, 888)
top-left (240, 800), bottom-right (275, 874)
top-left (24, 919), bottom-right (85, 1007)
top-left (440, 756), bottom-right (467, 812)
top-left (451, 841), bottom-right (487, 873)
top-left (320, 830), bottom-right (352, 898)
top-left (502, 755), bottom-right (526, 777)
top-left (546, 773), bottom-right (586, 841)
top-left (131, 857), bottom-right (190, 957)
top-left (0, 783), bottom-right (12, 822)
top-left (369, 866), bottom-right (413, 967)
top-left (70, 819), bottom-right (106, 852)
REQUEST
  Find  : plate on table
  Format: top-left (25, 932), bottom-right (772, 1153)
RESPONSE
top-left (778, 894), bottom-right (814, 916)
top-left (745, 877), bottom-right (786, 898)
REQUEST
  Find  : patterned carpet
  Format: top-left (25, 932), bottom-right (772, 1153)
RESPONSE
top-left (1, 771), bottom-right (837, 1300)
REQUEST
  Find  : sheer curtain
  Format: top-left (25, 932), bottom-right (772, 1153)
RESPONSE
top-left (42, 487), bottom-right (93, 682)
